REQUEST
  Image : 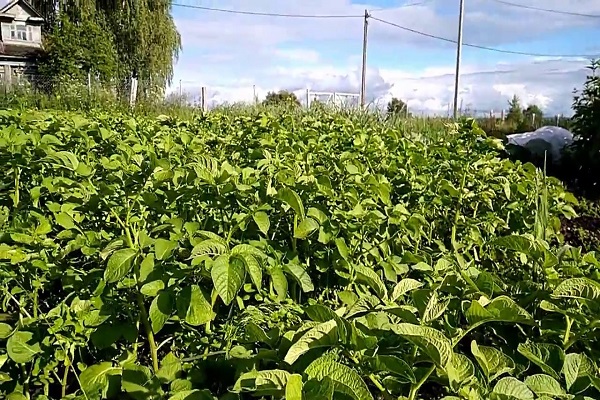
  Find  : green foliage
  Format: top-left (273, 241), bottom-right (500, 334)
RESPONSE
top-left (262, 90), bottom-right (302, 107)
top-left (505, 95), bottom-right (525, 125)
top-left (567, 59), bottom-right (600, 194)
top-left (386, 97), bottom-right (410, 117)
top-left (35, 0), bottom-right (181, 97)
top-left (1, 107), bottom-right (599, 400)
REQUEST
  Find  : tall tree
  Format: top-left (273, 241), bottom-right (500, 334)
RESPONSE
top-left (33, 0), bottom-right (181, 98)
top-left (506, 95), bottom-right (524, 124)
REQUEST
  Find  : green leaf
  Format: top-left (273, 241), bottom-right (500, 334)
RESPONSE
top-left (234, 253), bottom-right (263, 291)
top-left (168, 390), bottom-right (213, 400)
top-left (447, 353), bottom-right (476, 392)
top-left (392, 323), bottom-right (452, 367)
top-left (140, 280), bottom-right (165, 297)
top-left (233, 369), bottom-right (291, 394)
top-left (285, 374), bottom-right (303, 400)
top-left (524, 374), bottom-right (565, 397)
top-left (294, 217), bottom-right (319, 239)
top-left (471, 340), bottom-right (515, 381)
top-left (278, 187), bottom-right (305, 219)
top-left (368, 355), bottom-right (416, 383)
top-left (6, 331), bottom-right (41, 363)
top-left (139, 253), bottom-right (155, 282)
top-left (552, 278), bottom-right (600, 301)
top-left (180, 285), bottom-right (215, 326)
top-left (156, 352), bottom-right (182, 383)
top-left (562, 353), bottom-right (594, 391)
top-left (55, 212), bottom-right (77, 230)
top-left (104, 248), bottom-right (137, 283)
top-left (517, 342), bottom-right (564, 381)
top-left (155, 239), bottom-right (177, 261)
top-left (465, 296), bottom-right (534, 330)
top-left (284, 320), bottom-right (338, 364)
top-left (253, 211), bottom-right (270, 235)
top-left (492, 377), bottom-right (534, 400)
top-left (390, 278), bottom-right (423, 302)
top-left (211, 254), bottom-right (246, 305)
top-left (149, 291), bottom-right (173, 333)
top-left (283, 260), bottom-right (314, 292)
top-left (269, 265), bottom-right (288, 300)
top-left (191, 239), bottom-right (228, 258)
top-left (335, 238), bottom-right (350, 260)
top-left (306, 355), bottom-right (373, 400)
top-left (80, 362), bottom-right (121, 396)
top-left (0, 323), bottom-right (13, 339)
top-left (490, 235), bottom-right (536, 256)
top-left (355, 265), bottom-right (387, 300)
top-left (6, 393), bottom-right (27, 400)
top-left (422, 291), bottom-right (450, 324)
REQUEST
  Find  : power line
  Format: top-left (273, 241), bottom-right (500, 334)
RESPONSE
top-left (488, 0), bottom-right (600, 18)
top-left (370, 16), bottom-right (600, 58)
top-left (171, 3), bottom-right (362, 18)
top-left (171, 1), bottom-right (433, 18)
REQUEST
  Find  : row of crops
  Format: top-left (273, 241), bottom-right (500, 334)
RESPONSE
top-left (1, 108), bottom-right (599, 400)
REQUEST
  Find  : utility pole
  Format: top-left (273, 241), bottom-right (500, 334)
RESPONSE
top-left (452, 0), bottom-right (465, 119)
top-left (360, 9), bottom-right (369, 108)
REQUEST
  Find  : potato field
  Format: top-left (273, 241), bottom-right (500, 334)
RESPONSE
top-left (1, 108), bottom-right (600, 400)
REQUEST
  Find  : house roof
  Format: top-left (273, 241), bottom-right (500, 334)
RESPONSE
top-left (0, 0), bottom-right (43, 19)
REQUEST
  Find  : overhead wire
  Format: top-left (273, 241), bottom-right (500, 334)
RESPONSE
top-left (488, 0), bottom-right (600, 18)
top-left (370, 16), bottom-right (600, 58)
top-left (170, 1), bottom-right (600, 58)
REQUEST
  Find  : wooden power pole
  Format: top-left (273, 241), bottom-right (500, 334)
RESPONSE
top-left (452, 0), bottom-right (465, 119)
top-left (360, 9), bottom-right (369, 108)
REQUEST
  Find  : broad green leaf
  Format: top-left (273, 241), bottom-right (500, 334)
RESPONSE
top-left (492, 377), bottom-right (534, 400)
top-left (149, 291), bottom-right (173, 333)
top-left (471, 340), bottom-right (515, 381)
top-left (392, 323), bottom-right (452, 367)
top-left (168, 389), bottom-right (213, 400)
top-left (139, 253), bottom-right (155, 282)
top-left (211, 255), bottom-right (246, 305)
top-left (306, 355), bottom-right (373, 400)
top-left (303, 377), bottom-right (334, 400)
top-left (269, 265), bottom-right (288, 300)
top-left (235, 253), bottom-right (263, 291)
top-left (253, 211), bottom-right (270, 235)
top-left (155, 239), bottom-right (177, 260)
top-left (7, 331), bottom-right (41, 363)
top-left (294, 217), bottom-right (319, 239)
top-left (552, 278), bottom-right (600, 301)
top-left (284, 320), bottom-right (338, 364)
top-left (447, 353), bottom-right (476, 392)
top-left (368, 355), bottom-right (416, 383)
top-left (517, 342), bottom-right (564, 380)
top-left (562, 353), bottom-right (594, 391)
top-left (104, 248), bottom-right (137, 283)
top-left (355, 265), bottom-right (387, 300)
top-left (390, 278), bottom-right (423, 302)
top-left (283, 260), bottom-right (314, 292)
top-left (180, 285), bottom-right (215, 326)
top-left (524, 374), bottom-right (565, 397)
top-left (233, 369), bottom-right (291, 394)
top-left (422, 291), bottom-right (450, 324)
top-left (156, 352), bottom-right (182, 383)
top-left (191, 239), bottom-right (228, 257)
top-left (6, 393), bottom-right (27, 400)
top-left (465, 296), bottom-right (533, 330)
top-left (490, 235), bottom-right (535, 256)
top-left (335, 238), bottom-right (350, 260)
top-left (278, 187), bottom-right (305, 220)
top-left (55, 212), bottom-right (77, 230)
top-left (0, 323), bottom-right (13, 339)
top-left (122, 364), bottom-right (151, 394)
top-left (286, 374), bottom-right (303, 400)
top-left (140, 280), bottom-right (164, 297)
top-left (80, 362), bottom-right (121, 396)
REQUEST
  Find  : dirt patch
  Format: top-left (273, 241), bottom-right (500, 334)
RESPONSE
top-left (560, 215), bottom-right (600, 251)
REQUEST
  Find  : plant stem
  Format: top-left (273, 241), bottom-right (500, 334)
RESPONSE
top-left (136, 291), bottom-right (159, 372)
top-left (563, 316), bottom-right (572, 348)
top-left (61, 363), bottom-right (69, 398)
top-left (408, 364), bottom-right (435, 400)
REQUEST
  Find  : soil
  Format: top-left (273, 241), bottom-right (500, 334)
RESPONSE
top-left (560, 214), bottom-right (600, 251)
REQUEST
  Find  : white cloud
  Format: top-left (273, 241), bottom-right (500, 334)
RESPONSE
top-left (170, 0), bottom-right (600, 115)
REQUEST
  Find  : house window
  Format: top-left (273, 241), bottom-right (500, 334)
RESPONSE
top-left (10, 24), bottom-right (31, 41)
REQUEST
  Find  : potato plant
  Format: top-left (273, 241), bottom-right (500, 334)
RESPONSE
top-left (0, 108), bottom-right (599, 400)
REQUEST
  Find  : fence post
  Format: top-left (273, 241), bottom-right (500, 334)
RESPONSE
top-left (129, 76), bottom-right (138, 107)
top-left (201, 86), bottom-right (206, 111)
top-left (87, 71), bottom-right (91, 97)
top-left (306, 89), bottom-right (309, 108)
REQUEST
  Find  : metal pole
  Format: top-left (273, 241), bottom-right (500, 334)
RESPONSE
top-left (360, 9), bottom-right (369, 108)
top-left (452, 0), bottom-right (465, 119)
top-left (306, 88), bottom-right (309, 108)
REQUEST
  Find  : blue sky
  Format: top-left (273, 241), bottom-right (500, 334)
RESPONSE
top-left (166, 0), bottom-right (600, 114)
